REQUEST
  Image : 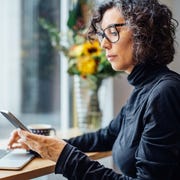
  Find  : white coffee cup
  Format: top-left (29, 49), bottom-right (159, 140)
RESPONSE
top-left (28, 124), bottom-right (56, 136)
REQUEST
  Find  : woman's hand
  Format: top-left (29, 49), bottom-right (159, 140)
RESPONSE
top-left (8, 129), bottom-right (67, 162)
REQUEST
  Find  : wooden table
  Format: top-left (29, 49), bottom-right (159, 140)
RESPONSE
top-left (0, 151), bottom-right (112, 180)
top-left (0, 128), bottom-right (112, 180)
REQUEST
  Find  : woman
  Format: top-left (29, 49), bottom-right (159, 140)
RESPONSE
top-left (8, 0), bottom-right (180, 179)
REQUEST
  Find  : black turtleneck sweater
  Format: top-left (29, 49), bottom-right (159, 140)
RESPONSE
top-left (55, 64), bottom-right (180, 180)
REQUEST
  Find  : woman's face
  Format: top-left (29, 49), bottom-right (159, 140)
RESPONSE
top-left (100, 8), bottom-right (134, 74)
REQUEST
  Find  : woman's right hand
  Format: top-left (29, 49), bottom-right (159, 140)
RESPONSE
top-left (8, 129), bottom-right (67, 162)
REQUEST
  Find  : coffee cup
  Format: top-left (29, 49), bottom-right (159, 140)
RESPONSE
top-left (27, 124), bottom-right (56, 136)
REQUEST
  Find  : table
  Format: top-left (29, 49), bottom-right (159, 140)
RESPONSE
top-left (0, 128), bottom-right (112, 180)
top-left (0, 151), bottom-right (112, 180)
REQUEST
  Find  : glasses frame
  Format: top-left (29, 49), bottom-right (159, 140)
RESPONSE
top-left (96, 23), bottom-right (126, 43)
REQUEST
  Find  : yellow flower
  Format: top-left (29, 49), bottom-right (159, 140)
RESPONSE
top-left (77, 56), bottom-right (97, 76)
top-left (69, 40), bottom-right (102, 58)
top-left (82, 41), bottom-right (101, 57)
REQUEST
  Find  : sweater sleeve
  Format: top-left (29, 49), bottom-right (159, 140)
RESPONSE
top-left (55, 107), bottom-right (144, 180)
top-left (65, 107), bottom-right (125, 152)
top-left (55, 143), bottom-right (130, 180)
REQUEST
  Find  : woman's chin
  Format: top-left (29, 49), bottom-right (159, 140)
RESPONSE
top-left (111, 64), bottom-right (122, 71)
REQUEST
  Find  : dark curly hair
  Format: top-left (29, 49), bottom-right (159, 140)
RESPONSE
top-left (88, 0), bottom-right (178, 66)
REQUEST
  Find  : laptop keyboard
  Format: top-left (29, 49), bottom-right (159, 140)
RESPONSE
top-left (0, 149), bottom-right (10, 159)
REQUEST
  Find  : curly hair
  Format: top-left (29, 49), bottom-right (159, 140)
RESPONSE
top-left (88, 0), bottom-right (178, 66)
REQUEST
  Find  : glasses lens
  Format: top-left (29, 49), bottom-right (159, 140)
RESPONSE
top-left (104, 26), bottom-right (119, 43)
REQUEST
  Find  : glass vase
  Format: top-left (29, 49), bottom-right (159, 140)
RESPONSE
top-left (74, 76), bottom-right (102, 132)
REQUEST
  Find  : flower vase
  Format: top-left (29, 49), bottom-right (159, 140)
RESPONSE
top-left (74, 76), bottom-right (102, 132)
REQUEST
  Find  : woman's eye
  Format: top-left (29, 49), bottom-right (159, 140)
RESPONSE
top-left (107, 30), bottom-right (118, 37)
top-left (106, 27), bottom-right (118, 36)
top-left (110, 31), bottom-right (118, 36)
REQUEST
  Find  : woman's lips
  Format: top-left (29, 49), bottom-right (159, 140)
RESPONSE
top-left (107, 55), bottom-right (117, 62)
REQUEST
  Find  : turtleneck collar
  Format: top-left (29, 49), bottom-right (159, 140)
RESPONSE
top-left (127, 63), bottom-right (168, 87)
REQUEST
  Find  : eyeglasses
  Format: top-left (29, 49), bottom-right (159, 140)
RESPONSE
top-left (96, 23), bottom-right (126, 43)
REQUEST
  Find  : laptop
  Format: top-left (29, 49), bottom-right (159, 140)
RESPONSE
top-left (0, 148), bottom-right (35, 170)
top-left (0, 110), bottom-right (36, 170)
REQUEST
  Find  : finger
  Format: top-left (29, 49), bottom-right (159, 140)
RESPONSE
top-left (18, 130), bottom-right (43, 151)
top-left (18, 130), bottom-right (41, 141)
top-left (7, 129), bottom-right (21, 148)
top-left (9, 142), bottom-right (30, 150)
top-left (17, 139), bottom-right (30, 150)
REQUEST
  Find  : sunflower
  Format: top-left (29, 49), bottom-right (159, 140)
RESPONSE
top-left (77, 56), bottom-right (97, 76)
top-left (82, 41), bottom-right (102, 57)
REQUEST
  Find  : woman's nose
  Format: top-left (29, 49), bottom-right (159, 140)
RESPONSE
top-left (100, 37), bottom-right (111, 50)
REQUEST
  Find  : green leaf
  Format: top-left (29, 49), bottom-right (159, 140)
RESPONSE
top-left (67, 1), bottom-right (82, 30)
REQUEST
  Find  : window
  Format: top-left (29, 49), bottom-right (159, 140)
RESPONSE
top-left (0, 0), bottom-right (71, 138)
top-left (0, 0), bottom-right (114, 139)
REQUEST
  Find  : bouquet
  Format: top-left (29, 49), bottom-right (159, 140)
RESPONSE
top-left (39, 0), bottom-right (120, 89)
